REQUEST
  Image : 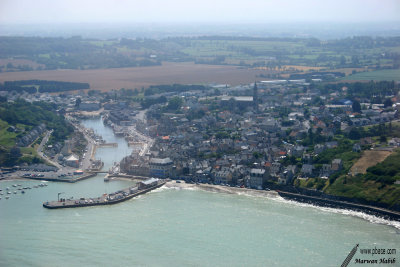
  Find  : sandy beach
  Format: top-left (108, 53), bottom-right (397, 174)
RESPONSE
top-left (164, 180), bottom-right (279, 198)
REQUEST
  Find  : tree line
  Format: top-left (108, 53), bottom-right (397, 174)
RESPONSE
top-left (318, 81), bottom-right (398, 101)
top-left (1, 80), bottom-right (90, 93)
top-left (144, 84), bottom-right (207, 96)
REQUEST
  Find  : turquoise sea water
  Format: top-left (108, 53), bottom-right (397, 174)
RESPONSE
top-left (0, 118), bottom-right (398, 266)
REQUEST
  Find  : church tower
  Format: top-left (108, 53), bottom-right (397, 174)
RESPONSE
top-left (253, 81), bottom-right (258, 112)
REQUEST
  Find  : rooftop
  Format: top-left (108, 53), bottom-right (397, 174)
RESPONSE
top-left (142, 178), bottom-right (159, 185)
top-left (149, 157), bottom-right (173, 165)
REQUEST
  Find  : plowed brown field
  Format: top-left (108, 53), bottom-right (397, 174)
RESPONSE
top-left (0, 62), bottom-right (268, 91)
top-left (350, 150), bottom-right (392, 175)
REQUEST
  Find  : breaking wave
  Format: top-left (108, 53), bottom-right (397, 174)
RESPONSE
top-left (272, 195), bottom-right (400, 230)
top-left (150, 184), bottom-right (200, 194)
top-left (150, 182), bottom-right (400, 229)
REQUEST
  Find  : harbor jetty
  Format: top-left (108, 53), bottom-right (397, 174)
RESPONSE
top-left (98, 142), bottom-right (118, 147)
top-left (104, 173), bottom-right (150, 181)
top-left (43, 178), bottom-right (165, 209)
top-left (27, 172), bottom-right (97, 183)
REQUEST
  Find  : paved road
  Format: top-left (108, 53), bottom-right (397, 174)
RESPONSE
top-left (128, 110), bottom-right (154, 156)
top-left (36, 130), bottom-right (63, 169)
top-left (70, 122), bottom-right (97, 171)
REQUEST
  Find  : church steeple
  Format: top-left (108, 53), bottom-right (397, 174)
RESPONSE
top-left (253, 81), bottom-right (258, 112)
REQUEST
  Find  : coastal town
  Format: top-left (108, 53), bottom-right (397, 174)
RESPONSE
top-left (2, 1), bottom-right (400, 265)
top-left (1, 78), bottom-right (400, 215)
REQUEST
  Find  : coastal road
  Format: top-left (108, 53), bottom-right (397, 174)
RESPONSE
top-left (128, 110), bottom-right (153, 156)
top-left (70, 122), bottom-right (97, 171)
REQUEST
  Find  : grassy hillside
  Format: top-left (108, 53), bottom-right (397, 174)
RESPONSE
top-left (0, 119), bottom-right (42, 166)
top-left (295, 122), bottom-right (400, 209)
top-left (0, 119), bottom-right (18, 148)
top-left (0, 99), bottom-right (73, 142)
top-left (0, 99), bottom-right (73, 167)
top-left (326, 150), bottom-right (400, 208)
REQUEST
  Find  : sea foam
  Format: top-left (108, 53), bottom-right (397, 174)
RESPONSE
top-left (271, 195), bottom-right (400, 230)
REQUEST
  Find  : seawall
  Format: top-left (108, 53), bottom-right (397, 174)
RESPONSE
top-left (277, 191), bottom-right (400, 221)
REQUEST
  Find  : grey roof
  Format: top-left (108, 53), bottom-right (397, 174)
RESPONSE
top-left (149, 157), bottom-right (173, 165)
top-left (301, 164), bottom-right (314, 172)
top-left (251, 168), bottom-right (265, 174)
top-left (66, 154), bottom-right (79, 161)
top-left (142, 178), bottom-right (159, 185)
top-left (332, 159), bottom-right (342, 164)
top-left (221, 96), bottom-right (253, 102)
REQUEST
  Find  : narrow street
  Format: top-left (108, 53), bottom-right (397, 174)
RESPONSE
top-left (36, 130), bottom-right (62, 169)
top-left (128, 109), bottom-right (153, 157)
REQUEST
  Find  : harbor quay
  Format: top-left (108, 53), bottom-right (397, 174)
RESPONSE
top-left (43, 178), bottom-right (165, 209)
top-left (25, 172), bottom-right (97, 183)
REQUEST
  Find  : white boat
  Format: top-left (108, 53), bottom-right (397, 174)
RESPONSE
top-left (5, 196), bottom-right (9, 199)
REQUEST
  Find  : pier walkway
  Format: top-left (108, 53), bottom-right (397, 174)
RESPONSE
top-left (28, 173), bottom-right (97, 183)
top-left (43, 180), bottom-right (165, 209)
top-left (98, 143), bottom-right (118, 147)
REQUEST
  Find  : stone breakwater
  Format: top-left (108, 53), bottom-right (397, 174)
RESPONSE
top-left (43, 180), bottom-right (166, 209)
top-left (277, 191), bottom-right (400, 222)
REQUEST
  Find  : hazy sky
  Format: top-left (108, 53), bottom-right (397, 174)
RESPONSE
top-left (1, 0), bottom-right (399, 24)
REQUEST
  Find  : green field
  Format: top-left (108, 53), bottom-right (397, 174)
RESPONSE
top-left (326, 175), bottom-right (400, 207)
top-left (343, 68), bottom-right (400, 81)
top-left (87, 40), bottom-right (118, 47)
top-left (2, 36), bottom-right (399, 71)
top-left (0, 119), bottom-right (42, 166)
top-left (0, 119), bottom-right (17, 148)
top-left (182, 39), bottom-right (319, 64)
top-left (179, 38), bottom-right (400, 71)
